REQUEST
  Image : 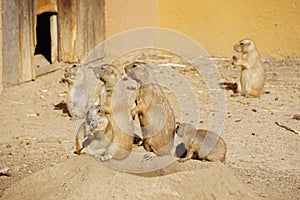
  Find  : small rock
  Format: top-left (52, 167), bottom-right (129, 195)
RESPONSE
top-left (39, 89), bottom-right (48, 93)
top-left (292, 114), bottom-right (300, 120)
top-left (58, 93), bottom-right (67, 97)
top-left (0, 167), bottom-right (11, 177)
top-left (26, 113), bottom-right (40, 117)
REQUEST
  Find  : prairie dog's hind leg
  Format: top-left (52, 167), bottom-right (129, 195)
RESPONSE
top-left (179, 149), bottom-right (194, 163)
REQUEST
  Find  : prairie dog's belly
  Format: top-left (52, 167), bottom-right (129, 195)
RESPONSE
top-left (86, 137), bottom-right (111, 156)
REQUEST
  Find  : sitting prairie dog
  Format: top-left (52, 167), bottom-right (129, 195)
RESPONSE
top-left (232, 39), bottom-right (266, 98)
top-left (175, 123), bottom-right (226, 164)
top-left (124, 62), bottom-right (175, 156)
top-left (62, 64), bottom-right (89, 118)
top-left (92, 64), bottom-right (134, 161)
top-left (75, 105), bottom-right (113, 162)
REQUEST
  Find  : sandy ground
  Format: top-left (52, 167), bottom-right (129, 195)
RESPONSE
top-left (0, 51), bottom-right (299, 199)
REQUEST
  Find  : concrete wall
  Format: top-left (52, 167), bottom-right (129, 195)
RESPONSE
top-left (105, 0), bottom-right (300, 59)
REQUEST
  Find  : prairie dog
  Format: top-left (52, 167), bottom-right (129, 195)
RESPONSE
top-left (175, 123), bottom-right (226, 164)
top-left (232, 39), bottom-right (266, 98)
top-left (124, 62), bottom-right (175, 156)
top-left (75, 105), bottom-right (113, 161)
top-left (93, 64), bottom-right (134, 161)
top-left (62, 65), bottom-right (89, 118)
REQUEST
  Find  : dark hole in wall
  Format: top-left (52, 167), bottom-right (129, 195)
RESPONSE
top-left (34, 12), bottom-right (54, 63)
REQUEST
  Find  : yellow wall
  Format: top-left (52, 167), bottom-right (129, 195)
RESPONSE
top-left (105, 0), bottom-right (300, 59)
top-left (158, 0), bottom-right (300, 59)
top-left (104, 0), bottom-right (158, 37)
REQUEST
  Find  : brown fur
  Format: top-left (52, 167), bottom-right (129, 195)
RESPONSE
top-left (124, 62), bottom-right (175, 156)
top-left (232, 39), bottom-right (266, 98)
top-left (75, 105), bottom-right (113, 160)
top-left (93, 64), bottom-right (134, 161)
top-left (176, 123), bottom-right (226, 164)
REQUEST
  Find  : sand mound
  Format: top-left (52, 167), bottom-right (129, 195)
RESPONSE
top-left (1, 155), bottom-right (259, 200)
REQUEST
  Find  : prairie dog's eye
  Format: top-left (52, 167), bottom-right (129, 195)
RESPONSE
top-left (97, 109), bottom-right (102, 113)
top-left (132, 64), bottom-right (137, 68)
top-left (240, 42), bottom-right (244, 45)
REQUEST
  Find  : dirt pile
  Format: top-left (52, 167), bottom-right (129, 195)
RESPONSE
top-left (1, 155), bottom-right (259, 200)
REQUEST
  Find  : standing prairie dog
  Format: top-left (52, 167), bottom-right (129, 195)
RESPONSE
top-left (124, 62), bottom-right (175, 156)
top-left (75, 105), bottom-right (113, 162)
top-left (62, 65), bottom-right (89, 118)
top-left (175, 123), bottom-right (226, 164)
top-left (232, 39), bottom-right (266, 98)
top-left (92, 64), bottom-right (134, 161)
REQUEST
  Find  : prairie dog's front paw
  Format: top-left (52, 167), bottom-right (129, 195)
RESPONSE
top-left (232, 56), bottom-right (240, 65)
top-left (232, 55), bottom-right (238, 61)
top-left (131, 109), bottom-right (137, 120)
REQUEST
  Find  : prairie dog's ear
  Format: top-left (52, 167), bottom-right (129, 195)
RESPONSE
top-left (243, 41), bottom-right (251, 47)
top-left (93, 66), bottom-right (102, 79)
top-left (175, 122), bottom-right (181, 132)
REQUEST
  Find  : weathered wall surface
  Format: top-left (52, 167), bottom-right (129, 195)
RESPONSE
top-left (19, 0), bottom-right (35, 82)
top-left (1, 0), bottom-right (35, 88)
top-left (0, 0), bottom-right (105, 89)
top-left (58, 0), bottom-right (77, 63)
top-left (36, 0), bottom-right (57, 15)
top-left (0, 0), bottom-right (2, 92)
top-left (58, 0), bottom-right (105, 63)
top-left (75, 0), bottom-right (104, 62)
top-left (2, 0), bottom-right (20, 87)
